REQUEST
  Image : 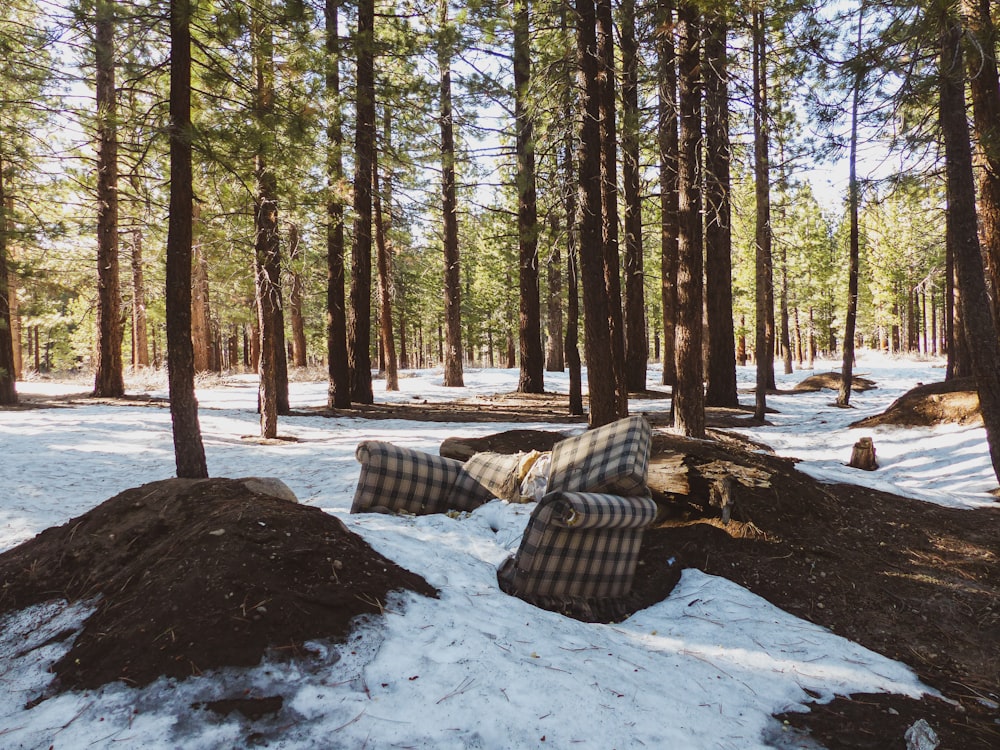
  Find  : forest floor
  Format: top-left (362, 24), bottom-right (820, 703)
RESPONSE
top-left (1, 378), bottom-right (998, 748)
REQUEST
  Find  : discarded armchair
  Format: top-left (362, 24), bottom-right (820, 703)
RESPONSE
top-left (494, 416), bottom-right (658, 621)
top-left (350, 440), bottom-right (493, 515)
top-left (350, 416), bottom-right (660, 621)
top-left (496, 490), bottom-right (659, 621)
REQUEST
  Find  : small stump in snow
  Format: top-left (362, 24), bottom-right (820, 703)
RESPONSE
top-left (848, 436), bottom-right (878, 470)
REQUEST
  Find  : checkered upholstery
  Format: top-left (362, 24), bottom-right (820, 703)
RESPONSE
top-left (546, 416), bottom-right (651, 496)
top-left (463, 451), bottom-right (524, 502)
top-left (351, 441), bottom-right (494, 515)
top-left (497, 491), bottom-right (658, 621)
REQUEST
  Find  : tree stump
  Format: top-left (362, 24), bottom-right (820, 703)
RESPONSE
top-left (848, 437), bottom-right (878, 470)
top-left (709, 475), bottom-right (739, 524)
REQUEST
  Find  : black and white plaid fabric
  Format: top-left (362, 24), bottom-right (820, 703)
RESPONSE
top-left (545, 415), bottom-right (651, 496)
top-left (463, 451), bottom-right (524, 501)
top-left (351, 441), bottom-right (494, 515)
top-left (497, 491), bottom-right (658, 607)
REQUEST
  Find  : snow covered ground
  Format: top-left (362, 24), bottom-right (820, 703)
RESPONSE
top-left (0, 351), bottom-right (993, 749)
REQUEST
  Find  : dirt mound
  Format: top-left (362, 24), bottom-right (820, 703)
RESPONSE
top-left (793, 371), bottom-right (877, 392)
top-left (0, 478), bottom-right (436, 695)
top-left (638, 432), bottom-right (1000, 749)
top-left (853, 376), bottom-right (981, 428)
top-left (439, 428), bottom-right (569, 461)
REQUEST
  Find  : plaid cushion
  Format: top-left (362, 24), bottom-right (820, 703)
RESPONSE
top-left (546, 416), bottom-right (651, 496)
top-left (463, 451), bottom-right (523, 501)
top-left (351, 441), bottom-right (493, 515)
top-left (497, 492), bottom-right (658, 602)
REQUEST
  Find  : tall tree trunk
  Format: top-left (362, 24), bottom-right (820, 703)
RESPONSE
top-left (325, 0), bottom-right (351, 408)
top-left (349, 0), bottom-right (375, 402)
top-left (545, 215), bottom-right (564, 372)
top-left (373, 147), bottom-right (398, 391)
top-left (94, 0), bottom-right (124, 398)
top-left (779, 240), bottom-right (793, 374)
top-left (703, 10), bottom-right (738, 408)
top-left (439, 0), bottom-right (464, 388)
top-left (253, 6), bottom-right (284, 437)
top-left (575, 0), bottom-right (617, 426)
top-left (939, 7), bottom-right (1000, 482)
top-left (752, 5), bottom-right (774, 420)
top-left (287, 222), bottom-right (307, 367)
top-left (963, 0), bottom-right (1000, 329)
top-left (166, 0), bottom-right (208, 478)
top-left (946, 232), bottom-right (972, 378)
top-left (514, 0), bottom-right (544, 393)
top-left (129, 229), bottom-right (149, 368)
top-left (657, 0), bottom-right (679, 387)
top-left (0, 163), bottom-right (17, 405)
top-left (191, 203), bottom-right (212, 372)
top-left (621, 0), bottom-right (646, 393)
top-left (673, 3), bottom-right (705, 438)
top-left (560, 18), bottom-right (583, 415)
top-left (596, 0), bottom-right (628, 415)
top-left (6, 196), bottom-right (21, 380)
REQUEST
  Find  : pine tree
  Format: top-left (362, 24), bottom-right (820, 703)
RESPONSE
top-left (673, 2), bottom-right (704, 438)
top-left (166, 0), bottom-right (208, 478)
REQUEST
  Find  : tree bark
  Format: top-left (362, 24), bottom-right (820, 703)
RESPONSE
top-left (963, 0), bottom-right (1000, 330)
top-left (657, 0), bottom-right (679, 387)
top-left (838, 6), bottom-right (863, 407)
top-left (325, 0), bottom-right (351, 408)
top-left (191, 203), bottom-right (212, 372)
top-left (779, 242), bottom-right (793, 374)
top-left (93, 0), bottom-right (124, 398)
top-left (373, 149), bottom-right (398, 391)
top-left (545, 218), bottom-right (564, 372)
top-left (0, 163), bottom-right (17, 405)
top-left (703, 11), bottom-right (738, 408)
top-left (621, 0), bottom-right (647, 394)
top-left (560, 15), bottom-right (583, 415)
top-left (287, 222), bottom-right (307, 367)
top-left (752, 5), bottom-right (774, 420)
top-left (348, 0), bottom-right (375, 402)
top-left (166, 0), bottom-right (208, 478)
top-left (575, 0), bottom-right (617, 426)
top-left (439, 0), bottom-right (464, 388)
top-left (129, 229), bottom-right (149, 368)
top-left (673, 3), bottom-right (705, 438)
top-left (596, 0), bottom-right (627, 414)
top-left (514, 0), bottom-right (544, 393)
top-left (939, 8), bottom-right (1000, 483)
top-left (252, 5), bottom-right (285, 437)
top-left (6, 196), bottom-right (21, 380)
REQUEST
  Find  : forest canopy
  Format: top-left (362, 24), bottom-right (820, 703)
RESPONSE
top-left (1, 0), bottom-right (997, 446)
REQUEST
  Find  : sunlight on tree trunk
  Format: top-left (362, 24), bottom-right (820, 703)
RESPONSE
top-left (939, 7), bottom-right (1000, 484)
top-left (165, 0), bottom-right (208, 478)
top-left (439, 0), bottom-right (464, 388)
top-left (93, 0), bottom-right (124, 399)
top-left (325, 0), bottom-right (351, 409)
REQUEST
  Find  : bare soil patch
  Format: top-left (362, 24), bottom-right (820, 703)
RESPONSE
top-left (853, 376), bottom-right (981, 428)
top-left (793, 371), bottom-right (878, 392)
top-left (0, 478), bottom-right (436, 700)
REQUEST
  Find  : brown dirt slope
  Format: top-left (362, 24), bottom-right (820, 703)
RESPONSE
top-left (853, 376), bottom-right (981, 428)
top-left (0, 478), bottom-right (436, 696)
top-left (638, 431), bottom-right (1000, 750)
